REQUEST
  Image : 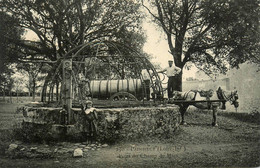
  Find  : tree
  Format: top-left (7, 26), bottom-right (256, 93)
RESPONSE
top-left (0, 72), bottom-right (12, 101)
top-left (0, 0), bottom-right (145, 101)
top-left (17, 63), bottom-right (44, 101)
top-left (0, 12), bottom-right (24, 99)
top-left (12, 74), bottom-right (26, 102)
top-left (0, 12), bottom-right (23, 67)
top-left (143, 0), bottom-right (259, 91)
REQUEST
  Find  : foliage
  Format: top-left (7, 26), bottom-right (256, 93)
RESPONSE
top-left (16, 63), bottom-right (45, 100)
top-left (0, 72), bottom-right (14, 94)
top-left (0, 12), bottom-right (24, 91)
top-left (0, 0), bottom-right (146, 101)
top-left (0, 0), bottom-right (145, 61)
top-left (11, 75), bottom-right (26, 94)
top-left (143, 0), bottom-right (260, 77)
top-left (0, 12), bottom-right (24, 65)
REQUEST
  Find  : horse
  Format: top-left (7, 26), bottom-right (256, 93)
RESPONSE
top-left (171, 87), bottom-right (239, 126)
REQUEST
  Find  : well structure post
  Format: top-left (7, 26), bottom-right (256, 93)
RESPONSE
top-left (62, 59), bottom-right (73, 124)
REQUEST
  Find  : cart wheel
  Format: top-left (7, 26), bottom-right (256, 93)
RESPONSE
top-left (109, 92), bottom-right (138, 101)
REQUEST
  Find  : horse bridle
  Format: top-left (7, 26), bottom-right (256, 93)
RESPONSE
top-left (220, 89), bottom-right (239, 108)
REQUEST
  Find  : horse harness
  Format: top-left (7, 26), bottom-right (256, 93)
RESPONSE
top-left (216, 87), bottom-right (228, 109)
top-left (179, 89), bottom-right (215, 109)
top-left (192, 89), bottom-right (215, 109)
top-left (218, 88), bottom-right (238, 105)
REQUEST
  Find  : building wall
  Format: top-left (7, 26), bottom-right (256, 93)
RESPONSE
top-left (227, 63), bottom-right (260, 113)
top-left (183, 78), bottom-right (230, 91)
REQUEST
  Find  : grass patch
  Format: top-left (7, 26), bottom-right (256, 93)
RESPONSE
top-left (219, 110), bottom-right (260, 124)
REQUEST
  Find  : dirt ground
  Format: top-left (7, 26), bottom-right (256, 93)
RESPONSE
top-left (0, 101), bottom-right (259, 168)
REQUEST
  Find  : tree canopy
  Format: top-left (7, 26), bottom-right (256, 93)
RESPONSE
top-left (0, 0), bottom-right (146, 101)
top-left (0, 0), bottom-right (145, 62)
top-left (143, 0), bottom-right (260, 79)
top-left (0, 12), bottom-right (24, 91)
top-left (1, 0), bottom-right (259, 94)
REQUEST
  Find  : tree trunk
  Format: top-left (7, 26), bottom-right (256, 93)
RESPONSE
top-left (41, 72), bottom-right (51, 102)
top-left (56, 81), bottom-right (59, 102)
top-left (9, 91), bottom-right (12, 103)
top-left (59, 91), bottom-right (62, 103)
top-left (16, 90), bottom-right (18, 102)
top-left (51, 84), bottom-right (54, 102)
top-left (176, 72), bottom-right (183, 92)
top-left (32, 79), bottom-right (36, 102)
top-left (48, 86), bottom-right (51, 103)
top-left (41, 82), bottom-right (47, 102)
top-left (171, 52), bottom-right (183, 91)
top-left (168, 33), bottom-right (185, 92)
top-left (3, 86), bottom-right (5, 101)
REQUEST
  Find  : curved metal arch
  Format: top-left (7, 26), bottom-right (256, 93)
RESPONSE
top-left (103, 41), bottom-right (164, 98)
top-left (63, 40), bottom-right (164, 101)
top-left (65, 40), bottom-right (146, 60)
top-left (111, 41), bottom-right (164, 98)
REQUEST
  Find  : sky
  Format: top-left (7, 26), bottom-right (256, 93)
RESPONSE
top-left (142, 20), bottom-right (196, 79)
top-left (142, 22), bottom-right (172, 67)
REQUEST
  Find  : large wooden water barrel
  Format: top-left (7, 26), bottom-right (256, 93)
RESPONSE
top-left (89, 79), bottom-right (143, 99)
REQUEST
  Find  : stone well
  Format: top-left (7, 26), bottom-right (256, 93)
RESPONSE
top-left (16, 105), bottom-right (180, 142)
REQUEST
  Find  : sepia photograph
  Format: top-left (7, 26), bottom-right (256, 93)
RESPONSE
top-left (0, 0), bottom-right (259, 167)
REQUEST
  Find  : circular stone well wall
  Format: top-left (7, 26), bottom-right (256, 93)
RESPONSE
top-left (17, 106), bottom-right (180, 143)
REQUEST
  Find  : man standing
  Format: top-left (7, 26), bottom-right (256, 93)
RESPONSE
top-left (158, 60), bottom-right (181, 98)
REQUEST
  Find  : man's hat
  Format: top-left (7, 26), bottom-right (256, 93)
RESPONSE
top-left (168, 59), bottom-right (174, 62)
